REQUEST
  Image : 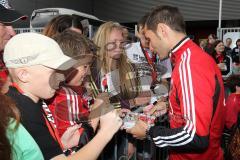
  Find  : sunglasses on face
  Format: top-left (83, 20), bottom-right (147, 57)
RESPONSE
top-left (104, 40), bottom-right (132, 51)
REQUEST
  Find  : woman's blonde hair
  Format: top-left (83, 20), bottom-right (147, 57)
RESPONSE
top-left (93, 21), bottom-right (139, 100)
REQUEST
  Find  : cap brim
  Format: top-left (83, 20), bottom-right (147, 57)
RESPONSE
top-left (42, 55), bottom-right (78, 71)
top-left (0, 5), bottom-right (27, 24)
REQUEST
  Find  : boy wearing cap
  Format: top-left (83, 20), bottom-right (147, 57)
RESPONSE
top-left (0, 0), bottom-right (27, 93)
top-left (5, 32), bottom-right (122, 160)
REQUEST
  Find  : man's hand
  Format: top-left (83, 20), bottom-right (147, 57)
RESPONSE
top-left (126, 120), bottom-right (148, 140)
top-left (149, 101), bottom-right (168, 116)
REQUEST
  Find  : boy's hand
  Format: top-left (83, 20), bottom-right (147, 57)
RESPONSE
top-left (99, 110), bottom-right (122, 135)
top-left (61, 124), bottom-right (81, 149)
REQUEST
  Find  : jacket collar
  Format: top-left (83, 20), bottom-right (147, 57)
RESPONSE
top-left (169, 36), bottom-right (190, 65)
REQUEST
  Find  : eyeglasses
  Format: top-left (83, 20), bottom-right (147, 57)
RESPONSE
top-left (104, 40), bottom-right (132, 51)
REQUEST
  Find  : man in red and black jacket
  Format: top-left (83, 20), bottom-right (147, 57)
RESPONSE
top-left (127, 5), bottom-right (225, 160)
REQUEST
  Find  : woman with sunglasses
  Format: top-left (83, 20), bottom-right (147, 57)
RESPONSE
top-left (93, 21), bottom-right (150, 160)
top-left (92, 21), bottom-right (148, 108)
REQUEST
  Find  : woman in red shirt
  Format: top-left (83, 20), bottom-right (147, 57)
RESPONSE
top-left (213, 40), bottom-right (232, 77)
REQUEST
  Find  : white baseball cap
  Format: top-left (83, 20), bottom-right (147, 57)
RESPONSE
top-left (4, 32), bottom-right (77, 70)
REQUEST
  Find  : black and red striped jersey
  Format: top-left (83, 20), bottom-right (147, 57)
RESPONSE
top-left (149, 37), bottom-right (225, 160)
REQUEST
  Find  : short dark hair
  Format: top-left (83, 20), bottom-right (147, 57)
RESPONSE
top-left (213, 40), bottom-right (223, 48)
top-left (53, 29), bottom-right (97, 59)
top-left (146, 5), bottom-right (186, 33)
top-left (208, 34), bottom-right (217, 39)
top-left (226, 75), bottom-right (240, 93)
top-left (137, 12), bottom-right (150, 31)
top-left (226, 38), bottom-right (232, 41)
top-left (236, 39), bottom-right (240, 45)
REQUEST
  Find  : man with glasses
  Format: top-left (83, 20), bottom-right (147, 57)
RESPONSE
top-left (0, 0), bottom-right (27, 93)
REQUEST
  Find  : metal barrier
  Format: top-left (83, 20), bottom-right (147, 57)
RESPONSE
top-left (218, 27), bottom-right (240, 40)
top-left (14, 27), bottom-right (44, 34)
top-left (98, 120), bottom-right (169, 160)
top-left (98, 134), bottom-right (168, 160)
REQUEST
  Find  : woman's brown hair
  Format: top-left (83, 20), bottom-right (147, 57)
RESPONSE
top-left (0, 93), bottom-right (20, 160)
top-left (43, 15), bottom-right (83, 38)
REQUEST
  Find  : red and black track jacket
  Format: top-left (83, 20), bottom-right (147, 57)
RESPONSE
top-left (149, 37), bottom-right (225, 160)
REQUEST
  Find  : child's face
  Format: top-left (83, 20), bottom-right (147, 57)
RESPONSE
top-left (28, 65), bottom-right (64, 100)
top-left (66, 65), bottom-right (90, 86)
top-left (65, 55), bottom-right (93, 86)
